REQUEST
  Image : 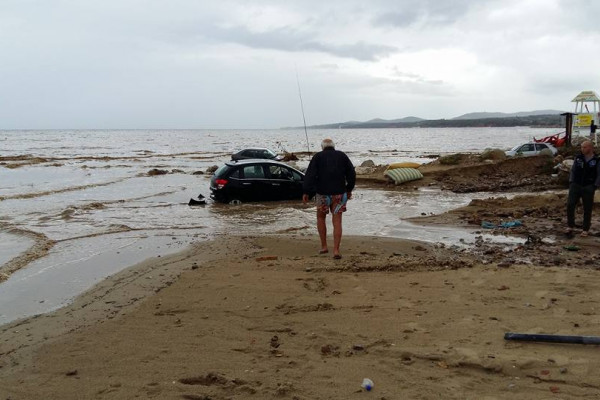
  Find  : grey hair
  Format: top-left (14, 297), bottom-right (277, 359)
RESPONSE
top-left (321, 138), bottom-right (335, 149)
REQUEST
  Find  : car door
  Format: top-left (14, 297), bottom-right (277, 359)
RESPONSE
top-left (240, 164), bottom-right (269, 201)
top-left (535, 143), bottom-right (549, 154)
top-left (517, 143), bottom-right (536, 156)
top-left (266, 164), bottom-right (294, 200)
top-left (288, 168), bottom-right (304, 199)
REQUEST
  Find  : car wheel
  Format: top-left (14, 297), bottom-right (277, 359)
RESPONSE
top-left (229, 199), bottom-right (242, 205)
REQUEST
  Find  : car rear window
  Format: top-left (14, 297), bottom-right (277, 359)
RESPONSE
top-left (214, 165), bottom-right (233, 178)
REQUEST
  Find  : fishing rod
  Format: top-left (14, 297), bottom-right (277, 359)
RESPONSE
top-left (295, 67), bottom-right (311, 155)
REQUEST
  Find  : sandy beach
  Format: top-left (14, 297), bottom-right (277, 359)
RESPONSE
top-left (2, 150), bottom-right (600, 400)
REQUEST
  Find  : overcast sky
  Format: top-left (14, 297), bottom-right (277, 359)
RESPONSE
top-left (1, 0), bottom-right (599, 129)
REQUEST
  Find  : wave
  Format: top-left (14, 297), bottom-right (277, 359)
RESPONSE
top-left (0, 177), bottom-right (129, 201)
top-left (1, 151), bottom-right (228, 166)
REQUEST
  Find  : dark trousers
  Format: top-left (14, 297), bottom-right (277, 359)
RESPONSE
top-left (567, 183), bottom-right (596, 231)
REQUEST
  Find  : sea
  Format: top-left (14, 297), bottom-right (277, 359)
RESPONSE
top-left (0, 127), bottom-right (560, 324)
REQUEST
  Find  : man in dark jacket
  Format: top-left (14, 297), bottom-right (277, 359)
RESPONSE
top-left (566, 140), bottom-right (600, 237)
top-left (302, 138), bottom-right (355, 259)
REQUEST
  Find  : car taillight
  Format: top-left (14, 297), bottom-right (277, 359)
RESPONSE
top-left (215, 179), bottom-right (228, 189)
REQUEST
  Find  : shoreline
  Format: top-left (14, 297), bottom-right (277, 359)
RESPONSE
top-left (2, 233), bottom-right (600, 399)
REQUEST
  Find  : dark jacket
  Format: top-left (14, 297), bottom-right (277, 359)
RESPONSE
top-left (303, 147), bottom-right (356, 195)
top-left (570, 153), bottom-right (600, 186)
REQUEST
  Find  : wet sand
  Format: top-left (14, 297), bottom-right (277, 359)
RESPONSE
top-left (2, 233), bottom-right (600, 399)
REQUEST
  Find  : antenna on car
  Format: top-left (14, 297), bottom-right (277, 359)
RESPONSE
top-left (295, 66), bottom-right (311, 155)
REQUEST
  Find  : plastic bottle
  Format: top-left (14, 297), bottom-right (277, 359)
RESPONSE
top-left (361, 378), bottom-right (374, 391)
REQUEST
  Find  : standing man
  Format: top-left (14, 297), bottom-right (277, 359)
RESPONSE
top-left (302, 138), bottom-right (355, 259)
top-left (566, 140), bottom-right (600, 237)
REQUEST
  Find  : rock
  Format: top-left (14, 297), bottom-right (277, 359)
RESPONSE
top-left (192, 170), bottom-right (204, 175)
top-left (320, 344), bottom-right (340, 356)
top-left (354, 166), bottom-right (376, 175)
top-left (360, 160), bottom-right (375, 167)
top-left (270, 335), bottom-right (280, 348)
top-left (552, 256), bottom-right (562, 266)
top-left (147, 168), bottom-right (168, 176)
top-left (206, 165), bottom-right (219, 174)
top-left (256, 256), bottom-right (278, 262)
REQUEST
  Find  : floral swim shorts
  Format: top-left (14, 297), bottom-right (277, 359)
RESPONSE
top-left (315, 193), bottom-right (348, 214)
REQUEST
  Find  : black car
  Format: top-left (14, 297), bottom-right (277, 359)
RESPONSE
top-left (210, 159), bottom-right (305, 203)
top-left (231, 148), bottom-right (282, 161)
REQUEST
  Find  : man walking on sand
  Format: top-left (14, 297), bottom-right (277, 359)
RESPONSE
top-left (302, 138), bottom-right (355, 259)
top-left (566, 140), bottom-right (600, 237)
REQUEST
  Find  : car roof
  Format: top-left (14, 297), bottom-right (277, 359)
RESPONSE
top-left (224, 159), bottom-right (303, 173)
top-left (235, 148), bottom-right (273, 152)
top-left (226, 159), bottom-right (289, 166)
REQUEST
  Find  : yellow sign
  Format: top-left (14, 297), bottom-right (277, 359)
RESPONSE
top-left (575, 113), bottom-right (593, 127)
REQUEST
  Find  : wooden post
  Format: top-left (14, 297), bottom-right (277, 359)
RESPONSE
top-left (562, 112), bottom-right (574, 147)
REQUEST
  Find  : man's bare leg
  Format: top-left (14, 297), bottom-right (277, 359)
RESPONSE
top-left (332, 212), bottom-right (343, 257)
top-left (317, 210), bottom-right (328, 252)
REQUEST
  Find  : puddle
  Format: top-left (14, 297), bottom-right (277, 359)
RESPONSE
top-left (0, 230), bottom-right (205, 325)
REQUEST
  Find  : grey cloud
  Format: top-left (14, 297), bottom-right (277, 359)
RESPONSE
top-left (190, 24), bottom-right (398, 61)
top-left (372, 0), bottom-right (496, 27)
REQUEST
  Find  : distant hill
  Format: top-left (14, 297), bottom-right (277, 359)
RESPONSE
top-left (297, 110), bottom-right (564, 129)
top-left (365, 116), bottom-right (425, 124)
top-left (311, 116), bottom-right (424, 129)
top-left (452, 110), bottom-right (564, 120)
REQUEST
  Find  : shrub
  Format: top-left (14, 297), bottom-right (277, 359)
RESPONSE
top-left (439, 153), bottom-right (464, 165)
top-left (480, 148), bottom-right (506, 161)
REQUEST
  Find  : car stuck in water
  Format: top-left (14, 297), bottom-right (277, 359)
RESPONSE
top-left (210, 159), bottom-right (305, 204)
